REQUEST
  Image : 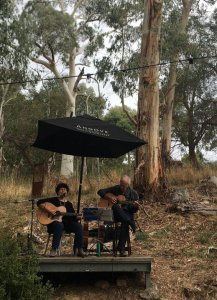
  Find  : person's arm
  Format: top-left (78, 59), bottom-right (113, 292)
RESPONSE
top-left (97, 186), bottom-right (118, 203)
top-left (37, 198), bottom-right (57, 215)
top-left (65, 201), bottom-right (81, 221)
top-left (132, 190), bottom-right (140, 209)
top-left (36, 198), bottom-right (47, 207)
top-left (126, 189), bottom-right (140, 211)
top-left (67, 201), bottom-right (75, 213)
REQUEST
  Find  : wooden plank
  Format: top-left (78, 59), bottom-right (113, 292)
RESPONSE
top-left (38, 256), bottom-right (152, 274)
top-left (38, 256), bottom-right (152, 288)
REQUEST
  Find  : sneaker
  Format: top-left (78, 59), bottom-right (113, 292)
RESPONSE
top-left (119, 251), bottom-right (127, 257)
top-left (77, 248), bottom-right (86, 258)
top-left (72, 248), bottom-right (78, 256)
top-left (49, 249), bottom-right (58, 257)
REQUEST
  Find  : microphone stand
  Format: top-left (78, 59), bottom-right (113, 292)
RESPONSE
top-left (14, 198), bottom-right (38, 253)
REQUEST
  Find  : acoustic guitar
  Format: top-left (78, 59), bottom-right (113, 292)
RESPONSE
top-left (98, 192), bottom-right (137, 209)
top-left (36, 202), bottom-right (79, 225)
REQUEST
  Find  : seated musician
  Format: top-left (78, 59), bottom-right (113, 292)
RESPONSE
top-left (97, 175), bottom-right (139, 257)
top-left (37, 182), bottom-right (85, 257)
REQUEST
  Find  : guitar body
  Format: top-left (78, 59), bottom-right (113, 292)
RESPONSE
top-left (36, 202), bottom-right (67, 225)
top-left (98, 198), bottom-right (113, 208)
top-left (98, 192), bottom-right (129, 208)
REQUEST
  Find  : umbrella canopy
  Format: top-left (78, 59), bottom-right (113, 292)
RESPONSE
top-left (33, 114), bottom-right (147, 212)
top-left (33, 114), bottom-right (146, 158)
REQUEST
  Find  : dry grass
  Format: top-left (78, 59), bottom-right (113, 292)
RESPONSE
top-left (0, 175), bottom-right (32, 200)
top-left (167, 165), bottom-right (217, 186)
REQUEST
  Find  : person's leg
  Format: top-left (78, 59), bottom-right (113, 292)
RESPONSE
top-left (117, 221), bottom-right (129, 254)
top-left (112, 206), bottom-right (128, 255)
top-left (65, 222), bottom-right (85, 257)
top-left (47, 221), bottom-right (64, 250)
top-left (112, 204), bottom-right (136, 233)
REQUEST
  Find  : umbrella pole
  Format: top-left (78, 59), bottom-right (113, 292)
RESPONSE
top-left (77, 156), bottom-right (84, 213)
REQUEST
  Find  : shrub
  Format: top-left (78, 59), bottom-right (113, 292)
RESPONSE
top-left (0, 230), bottom-right (52, 300)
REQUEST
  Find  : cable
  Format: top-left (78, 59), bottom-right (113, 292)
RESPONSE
top-left (0, 54), bottom-right (216, 86)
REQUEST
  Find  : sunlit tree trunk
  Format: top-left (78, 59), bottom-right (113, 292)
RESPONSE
top-left (0, 82), bottom-right (13, 172)
top-left (161, 0), bottom-right (194, 168)
top-left (134, 0), bottom-right (164, 194)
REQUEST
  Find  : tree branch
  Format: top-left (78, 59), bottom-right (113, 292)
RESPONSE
top-left (35, 42), bottom-right (54, 64)
top-left (73, 67), bottom-right (84, 92)
top-left (76, 30), bottom-right (115, 55)
top-left (121, 95), bottom-right (137, 126)
top-left (72, 0), bottom-right (86, 18)
top-left (48, 42), bottom-right (55, 62)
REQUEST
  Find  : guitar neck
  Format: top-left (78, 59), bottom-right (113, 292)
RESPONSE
top-left (62, 212), bottom-right (77, 216)
top-left (117, 200), bottom-right (132, 205)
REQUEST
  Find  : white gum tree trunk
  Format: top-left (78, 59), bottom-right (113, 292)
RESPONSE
top-left (0, 82), bottom-right (12, 171)
top-left (134, 0), bottom-right (164, 194)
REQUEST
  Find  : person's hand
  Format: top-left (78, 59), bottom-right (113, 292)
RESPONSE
top-left (48, 209), bottom-right (57, 216)
top-left (39, 204), bottom-right (57, 215)
top-left (76, 214), bottom-right (82, 220)
top-left (117, 195), bottom-right (126, 202)
top-left (111, 196), bottom-right (117, 204)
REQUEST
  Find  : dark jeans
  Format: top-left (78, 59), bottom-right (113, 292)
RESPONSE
top-left (47, 221), bottom-right (83, 250)
top-left (112, 204), bottom-right (136, 252)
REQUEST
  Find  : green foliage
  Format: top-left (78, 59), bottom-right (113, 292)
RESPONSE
top-left (16, 2), bottom-right (77, 58)
top-left (181, 150), bottom-right (206, 164)
top-left (76, 83), bottom-right (107, 117)
top-left (196, 231), bottom-right (216, 245)
top-left (182, 248), bottom-right (206, 258)
top-left (101, 106), bottom-right (137, 171)
top-left (161, 7), bottom-right (217, 164)
top-left (0, 0), bottom-right (28, 82)
top-left (153, 225), bottom-right (173, 239)
top-left (135, 231), bottom-right (149, 241)
top-left (92, 0), bottom-right (143, 95)
top-left (4, 92), bottom-right (50, 171)
top-left (104, 105), bottom-right (136, 134)
top-left (0, 230), bottom-right (52, 300)
top-left (3, 81), bottom-right (107, 172)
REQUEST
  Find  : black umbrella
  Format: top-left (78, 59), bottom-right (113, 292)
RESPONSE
top-left (33, 114), bottom-right (146, 212)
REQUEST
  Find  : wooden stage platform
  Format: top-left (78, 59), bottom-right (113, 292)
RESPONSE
top-left (38, 255), bottom-right (152, 288)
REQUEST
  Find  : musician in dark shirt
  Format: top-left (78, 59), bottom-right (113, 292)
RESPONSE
top-left (37, 182), bottom-right (85, 257)
top-left (97, 175), bottom-right (139, 256)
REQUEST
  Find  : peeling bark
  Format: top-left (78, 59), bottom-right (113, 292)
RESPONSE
top-left (134, 0), bottom-right (164, 194)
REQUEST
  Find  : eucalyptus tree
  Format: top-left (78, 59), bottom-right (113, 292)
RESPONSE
top-left (0, 0), bottom-right (29, 171)
top-left (173, 61), bottom-right (217, 167)
top-left (90, 0), bottom-right (164, 192)
top-left (12, 0), bottom-right (114, 176)
top-left (160, 0), bottom-right (216, 168)
top-left (133, 0), bottom-right (164, 195)
top-left (3, 80), bottom-right (107, 174)
top-left (161, 3), bottom-right (217, 166)
top-left (3, 91), bottom-right (49, 173)
top-left (93, 0), bottom-right (164, 193)
top-left (160, 0), bottom-right (196, 169)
